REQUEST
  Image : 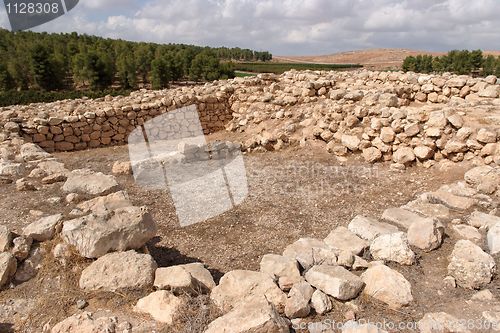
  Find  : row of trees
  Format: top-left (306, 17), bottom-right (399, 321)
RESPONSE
top-left (402, 50), bottom-right (500, 76)
top-left (0, 29), bottom-right (272, 92)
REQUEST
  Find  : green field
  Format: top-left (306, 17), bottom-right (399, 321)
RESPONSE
top-left (233, 62), bottom-right (362, 74)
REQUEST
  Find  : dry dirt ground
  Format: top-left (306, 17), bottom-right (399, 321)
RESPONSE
top-left (0, 140), bottom-right (499, 332)
top-left (275, 48), bottom-right (500, 70)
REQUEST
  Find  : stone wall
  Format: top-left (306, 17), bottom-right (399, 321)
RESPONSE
top-left (0, 70), bottom-right (499, 154)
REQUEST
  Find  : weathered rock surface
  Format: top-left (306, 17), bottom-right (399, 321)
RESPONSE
top-left (348, 215), bottom-right (399, 241)
top-left (361, 265), bottom-right (413, 309)
top-left (324, 226), bottom-right (369, 256)
top-left (134, 290), bottom-right (183, 324)
top-left (283, 238), bottom-right (337, 270)
top-left (62, 206), bottom-right (156, 258)
top-left (468, 210), bottom-right (500, 229)
top-left (260, 254), bottom-right (302, 288)
top-left (407, 218), bottom-right (444, 251)
top-left (370, 232), bottom-right (416, 265)
top-left (427, 191), bottom-right (476, 211)
top-left (154, 263), bottom-right (215, 294)
top-left (205, 296), bottom-right (289, 333)
top-left (76, 191), bottom-right (132, 215)
top-left (62, 169), bottom-right (119, 196)
top-left (0, 225), bottom-right (12, 252)
top-left (79, 251), bottom-right (157, 291)
top-left (418, 312), bottom-right (471, 333)
top-left (211, 270), bottom-right (287, 312)
top-left (452, 224), bottom-right (482, 242)
top-left (304, 265), bottom-right (365, 301)
top-left (447, 240), bottom-right (496, 289)
top-left (0, 252), bottom-right (17, 287)
top-left (284, 281), bottom-right (314, 319)
top-left (50, 312), bottom-right (125, 333)
top-left (14, 245), bottom-right (45, 282)
top-left (20, 143), bottom-right (50, 161)
top-left (381, 207), bottom-right (430, 230)
top-left (22, 214), bottom-right (63, 242)
top-left (487, 223), bottom-right (500, 254)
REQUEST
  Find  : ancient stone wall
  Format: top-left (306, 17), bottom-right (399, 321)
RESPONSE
top-left (0, 70), bottom-right (499, 154)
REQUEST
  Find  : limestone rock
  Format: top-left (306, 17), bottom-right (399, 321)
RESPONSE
top-left (283, 238), bottom-right (337, 270)
top-left (403, 199), bottom-right (451, 220)
top-left (51, 312), bottom-right (120, 333)
top-left (381, 207), bottom-right (429, 230)
top-left (22, 214), bottom-right (63, 242)
top-left (361, 265), bottom-right (413, 309)
top-left (393, 147), bottom-right (415, 165)
top-left (348, 215), bottom-right (399, 241)
top-left (284, 281), bottom-right (314, 319)
top-left (414, 145), bottom-right (434, 160)
top-left (134, 290), bottom-right (183, 324)
top-left (310, 290), bottom-right (332, 315)
top-left (452, 224), bottom-right (482, 242)
top-left (342, 321), bottom-right (388, 333)
top-left (20, 143), bottom-right (50, 161)
top-left (11, 236), bottom-right (32, 261)
top-left (0, 252), bottom-right (17, 287)
top-left (0, 225), bottom-right (12, 252)
top-left (76, 191), bottom-right (132, 215)
top-left (304, 265), bottom-right (365, 301)
top-left (324, 226), bottom-right (369, 256)
top-left (211, 270), bottom-right (287, 313)
top-left (427, 191), bottom-right (476, 211)
top-left (370, 232), bottom-right (416, 265)
top-left (418, 312), bottom-right (471, 333)
top-left (62, 169), bottom-right (119, 196)
top-left (79, 251), bottom-right (157, 291)
top-left (341, 135), bottom-right (360, 151)
top-left (407, 218), bottom-right (444, 251)
top-left (447, 240), bottom-right (496, 289)
top-left (14, 245), bottom-right (45, 282)
top-left (205, 296), bottom-right (289, 333)
top-left (154, 263), bottom-right (215, 294)
top-left (487, 223), bottom-right (500, 254)
top-left (468, 211), bottom-right (500, 229)
top-left (362, 147), bottom-right (382, 163)
top-left (62, 206), bottom-right (156, 258)
top-left (112, 161), bottom-right (132, 175)
top-left (260, 254), bottom-right (302, 288)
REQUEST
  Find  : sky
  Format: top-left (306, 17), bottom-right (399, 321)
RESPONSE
top-left (0, 0), bottom-right (499, 55)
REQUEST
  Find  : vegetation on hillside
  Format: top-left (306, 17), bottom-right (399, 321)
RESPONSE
top-left (402, 50), bottom-right (500, 76)
top-left (233, 62), bottom-right (362, 74)
top-left (0, 29), bottom-right (272, 93)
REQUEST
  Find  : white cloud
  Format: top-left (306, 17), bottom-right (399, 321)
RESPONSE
top-left (0, 0), bottom-right (498, 55)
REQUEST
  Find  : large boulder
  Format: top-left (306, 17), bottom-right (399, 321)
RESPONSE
top-left (0, 252), bottom-right (17, 287)
top-left (427, 191), bottom-right (476, 211)
top-left (348, 215), bottom-right (399, 241)
top-left (211, 270), bottom-right (287, 313)
top-left (62, 206), bottom-right (156, 258)
top-left (304, 265), bottom-right (365, 301)
top-left (393, 147), bottom-right (415, 165)
top-left (370, 232), bottom-right (415, 265)
top-left (361, 265), bottom-right (413, 309)
top-left (62, 169), bottom-right (119, 196)
top-left (464, 165), bottom-right (500, 193)
top-left (283, 238), bottom-right (337, 270)
top-left (324, 226), bottom-right (369, 256)
top-left (79, 251), bottom-right (157, 291)
top-left (22, 214), bottom-right (63, 242)
top-left (134, 290), bottom-right (183, 324)
top-left (447, 240), bottom-right (496, 289)
top-left (205, 296), bottom-right (289, 333)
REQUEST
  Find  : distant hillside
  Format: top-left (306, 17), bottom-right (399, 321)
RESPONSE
top-left (275, 48), bottom-right (500, 70)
